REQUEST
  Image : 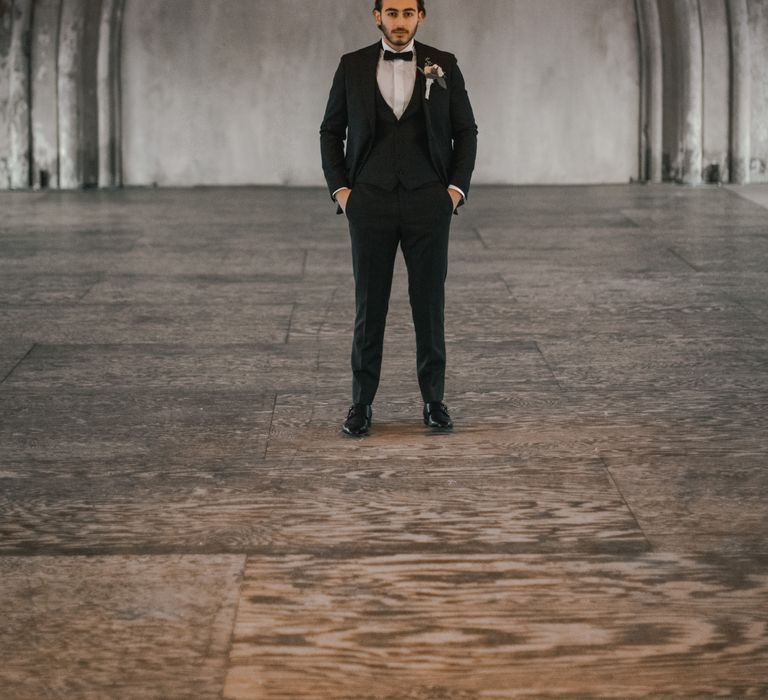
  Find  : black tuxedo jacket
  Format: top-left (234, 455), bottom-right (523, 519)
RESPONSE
top-left (320, 40), bottom-right (478, 214)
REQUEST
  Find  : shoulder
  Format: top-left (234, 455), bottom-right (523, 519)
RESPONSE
top-left (340, 42), bottom-right (381, 64)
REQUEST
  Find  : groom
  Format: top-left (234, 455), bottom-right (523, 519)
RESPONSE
top-left (320, 0), bottom-right (477, 436)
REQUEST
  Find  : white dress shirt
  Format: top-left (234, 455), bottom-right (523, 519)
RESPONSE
top-left (377, 37), bottom-right (417, 120)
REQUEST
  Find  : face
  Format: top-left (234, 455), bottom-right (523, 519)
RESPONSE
top-left (374, 0), bottom-right (424, 50)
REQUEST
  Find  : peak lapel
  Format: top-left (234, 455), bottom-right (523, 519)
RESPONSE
top-left (415, 41), bottom-right (428, 103)
top-left (415, 41), bottom-right (432, 131)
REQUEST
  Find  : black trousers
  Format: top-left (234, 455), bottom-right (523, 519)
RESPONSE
top-left (345, 181), bottom-right (454, 405)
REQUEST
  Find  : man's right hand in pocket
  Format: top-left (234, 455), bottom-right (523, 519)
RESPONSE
top-left (336, 188), bottom-right (352, 213)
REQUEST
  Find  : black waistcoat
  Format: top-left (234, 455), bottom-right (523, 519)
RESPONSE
top-left (355, 80), bottom-right (442, 190)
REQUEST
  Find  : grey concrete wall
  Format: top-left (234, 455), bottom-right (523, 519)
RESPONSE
top-left (436, 0), bottom-right (640, 185)
top-left (120, 0), bottom-right (640, 187)
top-left (750, 0), bottom-right (768, 181)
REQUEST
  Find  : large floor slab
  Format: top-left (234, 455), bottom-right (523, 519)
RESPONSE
top-left (0, 451), bottom-right (646, 556)
top-left (0, 555), bottom-right (245, 699)
top-left (224, 552), bottom-right (768, 699)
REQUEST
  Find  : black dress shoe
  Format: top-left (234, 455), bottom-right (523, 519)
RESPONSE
top-left (423, 401), bottom-right (453, 429)
top-left (342, 403), bottom-right (372, 436)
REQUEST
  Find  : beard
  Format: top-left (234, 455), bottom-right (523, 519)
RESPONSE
top-left (378, 23), bottom-right (418, 47)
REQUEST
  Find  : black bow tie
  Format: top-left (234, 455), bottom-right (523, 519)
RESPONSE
top-left (383, 50), bottom-right (413, 62)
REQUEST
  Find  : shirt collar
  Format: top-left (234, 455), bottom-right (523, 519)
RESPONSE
top-left (380, 37), bottom-right (415, 55)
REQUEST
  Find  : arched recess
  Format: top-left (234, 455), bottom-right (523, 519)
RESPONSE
top-left (1, 1), bottom-right (18, 187)
top-left (727, 0), bottom-right (750, 184)
top-left (30, 0), bottom-right (61, 189)
top-left (699, 0), bottom-right (730, 184)
top-left (58, 0), bottom-right (101, 188)
top-left (636, 0), bottom-right (663, 183)
top-left (6, 0), bottom-right (33, 188)
top-left (96, 0), bottom-right (123, 187)
top-left (1, 0), bottom-right (124, 190)
top-left (659, 0), bottom-right (704, 184)
top-left (651, 0), bottom-right (752, 185)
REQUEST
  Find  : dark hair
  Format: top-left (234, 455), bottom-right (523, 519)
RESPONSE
top-left (374, 1), bottom-right (426, 15)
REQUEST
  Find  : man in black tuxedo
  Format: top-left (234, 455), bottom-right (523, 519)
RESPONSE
top-left (320, 0), bottom-right (477, 436)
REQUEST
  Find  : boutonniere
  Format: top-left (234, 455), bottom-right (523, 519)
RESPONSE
top-left (418, 58), bottom-right (446, 100)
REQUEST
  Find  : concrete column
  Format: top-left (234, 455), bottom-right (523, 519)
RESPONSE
top-left (727, 0), bottom-right (750, 184)
top-left (636, 0), bottom-right (663, 182)
top-left (57, 0), bottom-right (83, 188)
top-left (699, 0), bottom-right (730, 184)
top-left (672, 0), bottom-right (704, 184)
top-left (58, 0), bottom-right (101, 189)
top-left (96, 0), bottom-right (123, 187)
top-left (7, 0), bottom-right (33, 189)
top-left (30, 0), bottom-right (62, 189)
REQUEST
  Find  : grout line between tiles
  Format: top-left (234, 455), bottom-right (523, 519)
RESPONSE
top-left (217, 554), bottom-right (248, 700)
top-left (600, 454), bottom-right (652, 551)
top-left (0, 343), bottom-right (37, 385)
top-left (533, 340), bottom-right (564, 392)
top-left (732, 298), bottom-right (767, 325)
top-left (499, 274), bottom-right (519, 303)
top-left (262, 392), bottom-right (278, 460)
top-left (284, 302), bottom-right (298, 343)
top-left (0, 542), bottom-right (654, 558)
top-left (76, 272), bottom-right (105, 303)
top-left (471, 226), bottom-right (489, 250)
top-left (315, 286), bottom-right (340, 373)
top-left (667, 247), bottom-right (701, 272)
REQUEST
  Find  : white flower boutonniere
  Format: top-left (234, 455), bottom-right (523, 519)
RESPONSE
top-left (418, 58), bottom-right (447, 100)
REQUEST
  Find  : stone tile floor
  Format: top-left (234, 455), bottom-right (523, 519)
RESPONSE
top-left (1, 184), bottom-right (767, 698)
